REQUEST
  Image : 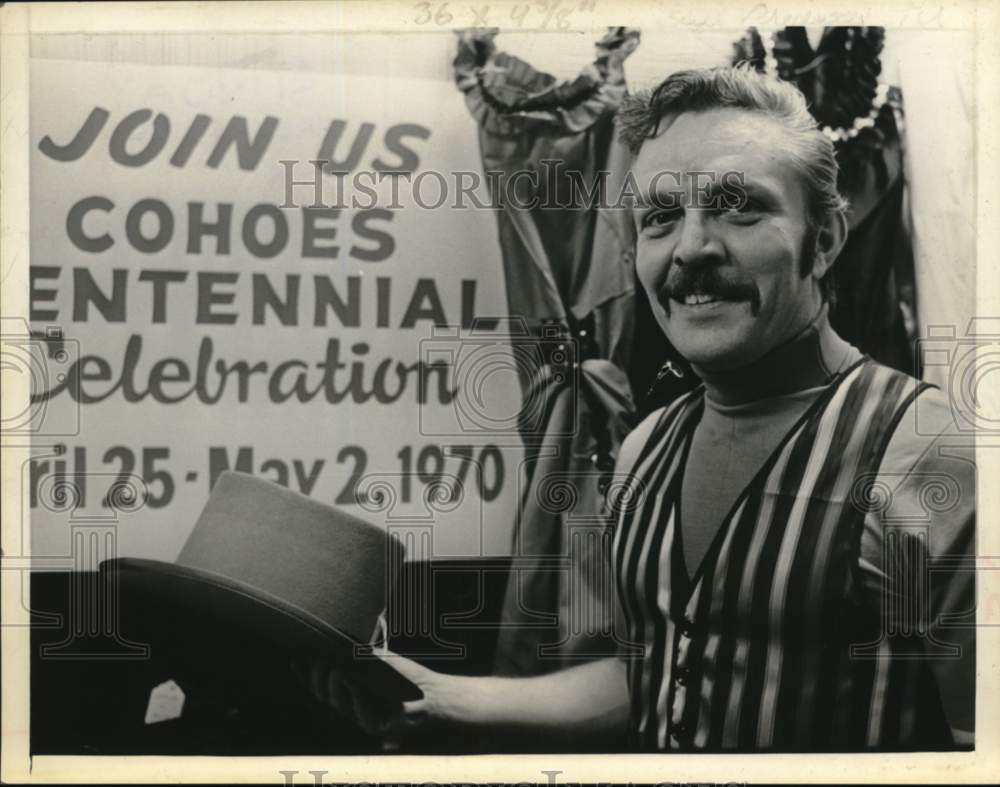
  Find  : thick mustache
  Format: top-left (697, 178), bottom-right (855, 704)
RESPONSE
top-left (659, 269), bottom-right (760, 313)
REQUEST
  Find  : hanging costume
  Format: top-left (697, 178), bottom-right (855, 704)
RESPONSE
top-left (731, 26), bottom-right (920, 375)
top-left (453, 28), bottom-right (643, 675)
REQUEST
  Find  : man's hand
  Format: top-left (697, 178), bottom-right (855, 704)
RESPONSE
top-left (295, 654), bottom-right (630, 751)
top-left (299, 650), bottom-right (473, 749)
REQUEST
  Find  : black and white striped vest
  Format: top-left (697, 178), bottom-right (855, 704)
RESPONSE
top-left (611, 358), bottom-right (947, 751)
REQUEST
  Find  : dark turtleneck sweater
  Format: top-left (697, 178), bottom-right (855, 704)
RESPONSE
top-left (679, 306), bottom-right (862, 578)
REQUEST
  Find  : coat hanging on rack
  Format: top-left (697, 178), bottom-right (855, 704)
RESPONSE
top-left (453, 27), bottom-right (641, 675)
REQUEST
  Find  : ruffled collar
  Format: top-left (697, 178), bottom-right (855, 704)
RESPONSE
top-left (452, 27), bottom-right (640, 137)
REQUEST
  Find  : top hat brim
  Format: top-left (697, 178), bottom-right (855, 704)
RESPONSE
top-left (101, 557), bottom-right (422, 704)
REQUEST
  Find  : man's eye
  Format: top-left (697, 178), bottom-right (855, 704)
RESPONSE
top-left (719, 197), bottom-right (762, 219)
top-left (642, 210), bottom-right (681, 229)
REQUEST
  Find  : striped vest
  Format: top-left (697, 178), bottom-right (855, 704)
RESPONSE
top-left (611, 358), bottom-right (944, 751)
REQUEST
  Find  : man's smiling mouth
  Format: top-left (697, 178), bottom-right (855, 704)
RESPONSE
top-left (660, 274), bottom-right (761, 315)
top-left (674, 292), bottom-right (742, 307)
top-left (681, 293), bottom-right (724, 305)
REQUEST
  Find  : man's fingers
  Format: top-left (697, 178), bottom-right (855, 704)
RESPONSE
top-left (374, 649), bottom-right (435, 686)
top-left (401, 698), bottom-right (428, 719)
top-left (303, 653), bottom-right (440, 742)
top-left (346, 680), bottom-right (397, 737)
top-left (326, 670), bottom-right (353, 717)
top-left (309, 662), bottom-right (329, 704)
top-left (382, 698), bottom-right (430, 738)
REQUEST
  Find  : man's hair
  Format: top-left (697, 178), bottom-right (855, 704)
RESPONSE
top-left (617, 64), bottom-right (848, 302)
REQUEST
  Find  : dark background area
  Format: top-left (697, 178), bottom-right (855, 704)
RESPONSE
top-left (29, 560), bottom-right (543, 755)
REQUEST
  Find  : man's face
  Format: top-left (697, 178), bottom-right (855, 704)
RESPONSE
top-left (631, 108), bottom-right (823, 372)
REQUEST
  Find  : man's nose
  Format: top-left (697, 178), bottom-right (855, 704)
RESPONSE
top-left (673, 211), bottom-right (723, 267)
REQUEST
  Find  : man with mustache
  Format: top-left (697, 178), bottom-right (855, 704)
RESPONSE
top-left (311, 65), bottom-right (975, 752)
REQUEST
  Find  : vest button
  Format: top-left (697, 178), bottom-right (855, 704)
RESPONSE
top-left (671, 722), bottom-right (691, 742)
top-left (678, 617), bottom-right (695, 638)
top-left (674, 666), bottom-right (690, 686)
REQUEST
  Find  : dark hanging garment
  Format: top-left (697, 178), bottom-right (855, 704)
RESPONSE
top-left (834, 144), bottom-right (917, 374)
top-left (733, 27), bottom-right (920, 376)
top-left (453, 28), bottom-right (641, 675)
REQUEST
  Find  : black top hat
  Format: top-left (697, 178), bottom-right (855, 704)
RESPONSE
top-left (100, 470), bottom-right (420, 702)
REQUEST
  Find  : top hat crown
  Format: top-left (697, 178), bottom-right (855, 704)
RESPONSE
top-left (101, 470), bottom-right (419, 701)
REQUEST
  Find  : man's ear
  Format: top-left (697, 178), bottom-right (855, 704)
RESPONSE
top-left (812, 209), bottom-right (848, 280)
